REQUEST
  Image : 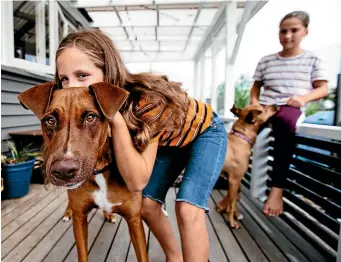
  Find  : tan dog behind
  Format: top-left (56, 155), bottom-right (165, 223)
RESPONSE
top-left (216, 104), bottom-right (278, 228)
top-left (18, 82), bottom-right (148, 262)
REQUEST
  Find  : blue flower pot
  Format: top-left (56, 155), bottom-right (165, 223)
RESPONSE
top-left (2, 158), bottom-right (36, 199)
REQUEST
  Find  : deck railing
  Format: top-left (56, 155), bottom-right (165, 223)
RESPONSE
top-left (222, 117), bottom-right (341, 262)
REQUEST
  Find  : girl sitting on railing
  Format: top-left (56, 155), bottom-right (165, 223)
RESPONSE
top-left (250, 11), bottom-right (329, 216)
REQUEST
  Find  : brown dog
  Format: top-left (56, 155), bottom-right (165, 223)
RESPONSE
top-left (18, 82), bottom-right (148, 262)
top-left (216, 104), bottom-right (278, 229)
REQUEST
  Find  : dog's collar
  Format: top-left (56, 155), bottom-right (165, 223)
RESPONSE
top-left (93, 164), bottom-right (111, 175)
top-left (229, 129), bottom-right (254, 146)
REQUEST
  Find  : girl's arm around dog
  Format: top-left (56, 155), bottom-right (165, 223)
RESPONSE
top-left (109, 111), bottom-right (158, 192)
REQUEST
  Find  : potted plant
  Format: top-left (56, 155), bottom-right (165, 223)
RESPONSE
top-left (1, 141), bottom-right (39, 199)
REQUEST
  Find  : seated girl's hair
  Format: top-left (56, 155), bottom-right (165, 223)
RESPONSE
top-left (280, 11), bottom-right (309, 28)
top-left (55, 29), bottom-right (188, 151)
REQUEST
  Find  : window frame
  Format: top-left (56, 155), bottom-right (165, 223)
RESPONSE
top-left (1, 1), bottom-right (76, 76)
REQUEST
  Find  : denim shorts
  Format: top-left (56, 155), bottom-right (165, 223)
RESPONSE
top-left (142, 112), bottom-right (227, 211)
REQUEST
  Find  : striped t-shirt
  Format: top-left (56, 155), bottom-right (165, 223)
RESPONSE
top-left (253, 51), bottom-right (328, 105)
top-left (133, 95), bottom-right (213, 148)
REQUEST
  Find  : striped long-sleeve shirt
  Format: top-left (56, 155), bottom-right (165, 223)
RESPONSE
top-left (133, 95), bottom-right (213, 147)
top-left (253, 50), bottom-right (328, 106)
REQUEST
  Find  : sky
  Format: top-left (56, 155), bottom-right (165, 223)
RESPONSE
top-left (127, 0), bottom-right (341, 93)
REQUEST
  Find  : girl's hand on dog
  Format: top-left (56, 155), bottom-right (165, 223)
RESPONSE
top-left (109, 111), bottom-right (126, 127)
top-left (287, 96), bottom-right (306, 108)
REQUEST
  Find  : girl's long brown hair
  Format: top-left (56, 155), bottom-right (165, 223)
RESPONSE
top-left (55, 29), bottom-right (188, 152)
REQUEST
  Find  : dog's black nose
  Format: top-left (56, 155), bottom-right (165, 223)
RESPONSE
top-left (51, 159), bottom-right (80, 180)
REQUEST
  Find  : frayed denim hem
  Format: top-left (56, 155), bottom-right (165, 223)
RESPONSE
top-left (142, 194), bottom-right (165, 205)
top-left (175, 199), bottom-right (209, 213)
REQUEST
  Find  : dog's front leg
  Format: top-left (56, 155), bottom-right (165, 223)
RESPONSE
top-left (227, 176), bottom-right (242, 229)
top-left (126, 214), bottom-right (148, 262)
top-left (72, 212), bottom-right (89, 262)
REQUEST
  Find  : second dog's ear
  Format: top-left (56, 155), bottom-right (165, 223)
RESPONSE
top-left (230, 104), bottom-right (241, 116)
top-left (18, 82), bottom-right (58, 120)
top-left (89, 82), bottom-right (129, 119)
top-left (245, 110), bottom-right (262, 124)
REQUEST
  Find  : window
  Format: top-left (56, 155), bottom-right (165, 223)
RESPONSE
top-left (1, 1), bottom-right (79, 75)
top-left (13, 1), bottom-right (50, 65)
top-left (57, 4), bottom-right (77, 44)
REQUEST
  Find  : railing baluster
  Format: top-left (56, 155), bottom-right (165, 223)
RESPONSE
top-left (250, 127), bottom-right (272, 201)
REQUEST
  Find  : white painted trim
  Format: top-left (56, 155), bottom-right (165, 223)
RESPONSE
top-left (210, 38), bottom-right (218, 111)
top-left (229, 1), bottom-right (253, 65)
top-left (296, 123), bottom-right (341, 141)
top-left (36, 1), bottom-right (46, 64)
top-left (11, 58), bottom-right (54, 75)
top-left (57, 3), bottom-right (77, 38)
top-left (49, 0), bottom-right (59, 70)
top-left (1, 0), bottom-right (55, 76)
top-left (224, 2), bottom-right (237, 117)
top-left (193, 60), bottom-right (199, 99)
top-left (221, 117), bottom-right (341, 142)
top-left (199, 53), bottom-right (206, 101)
top-left (194, 2), bottom-right (226, 62)
top-left (1, 1), bottom-right (14, 65)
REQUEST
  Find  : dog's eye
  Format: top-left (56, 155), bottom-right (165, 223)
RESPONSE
top-left (86, 113), bottom-right (97, 123)
top-left (45, 116), bottom-right (57, 127)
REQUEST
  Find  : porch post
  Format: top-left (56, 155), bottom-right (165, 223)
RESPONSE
top-left (193, 60), bottom-right (200, 99)
top-left (223, 2), bottom-right (237, 117)
top-left (200, 53), bottom-right (206, 101)
top-left (210, 38), bottom-right (218, 111)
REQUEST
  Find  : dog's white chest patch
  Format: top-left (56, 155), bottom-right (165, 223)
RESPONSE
top-left (93, 174), bottom-right (122, 212)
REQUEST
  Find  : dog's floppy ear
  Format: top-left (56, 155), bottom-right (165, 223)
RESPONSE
top-left (18, 82), bottom-right (57, 120)
top-left (245, 110), bottom-right (262, 124)
top-left (230, 104), bottom-right (241, 117)
top-left (89, 82), bottom-right (129, 119)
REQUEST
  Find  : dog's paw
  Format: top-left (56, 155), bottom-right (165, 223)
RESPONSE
top-left (236, 213), bottom-right (244, 220)
top-left (229, 220), bottom-right (241, 229)
top-left (62, 208), bottom-right (72, 222)
top-left (104, 212), bottom-right (116, 223)
top-left (107, 215), bottom-right (117, 224)
top-left (216, 203), bottom-right (228, 213)
top-left (62, 216), bottom-right (71, 222)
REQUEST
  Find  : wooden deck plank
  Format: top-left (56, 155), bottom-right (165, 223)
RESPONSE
top-left (207, 195), bottom-right (248, 262)
top-left (211, 190), bottom-right (269, 262)
top-left (144, 231), bottom-right (164, 262)
top-left (0, 184), bottom-right (326, 262)
top-left (239, 190), bottom-right (310, 262)
top-left (1, 185), bottom-right (52, 226)
top-left (217, 189), bottom-right (289, 262)
top-left (2, 200), bottom-right (68, 262)
top-left (244, 191), bottom-right (329, 262)
top-left (88, 215), bottom-right (123, 262)
top-left (106, 217), bottom-right (131, 261)
top-left (1, 184), bottom-right (42, 213)
top-left (1, 192), bottom-right (68, 259)
top-left (1, 189), bottom-right (63, 241)
top-left (21, 210), bottom-right (74, 262)
top-left (64, 209), bottom-right (106, 262)
top-left (206, 211), bottom-right (229, 262)
top-left (126, 221), bottom-right (149, 262)
top-left (42, 209), bottom-right (97, 262)
top-left (167, 187), bottom-right (182, 248)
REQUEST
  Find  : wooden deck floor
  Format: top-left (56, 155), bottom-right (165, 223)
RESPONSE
top-left (1, 184), bottom-right (327, 262)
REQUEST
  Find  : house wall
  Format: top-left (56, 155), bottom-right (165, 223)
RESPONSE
top-left (1, 65), bottom-right (52, 146)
